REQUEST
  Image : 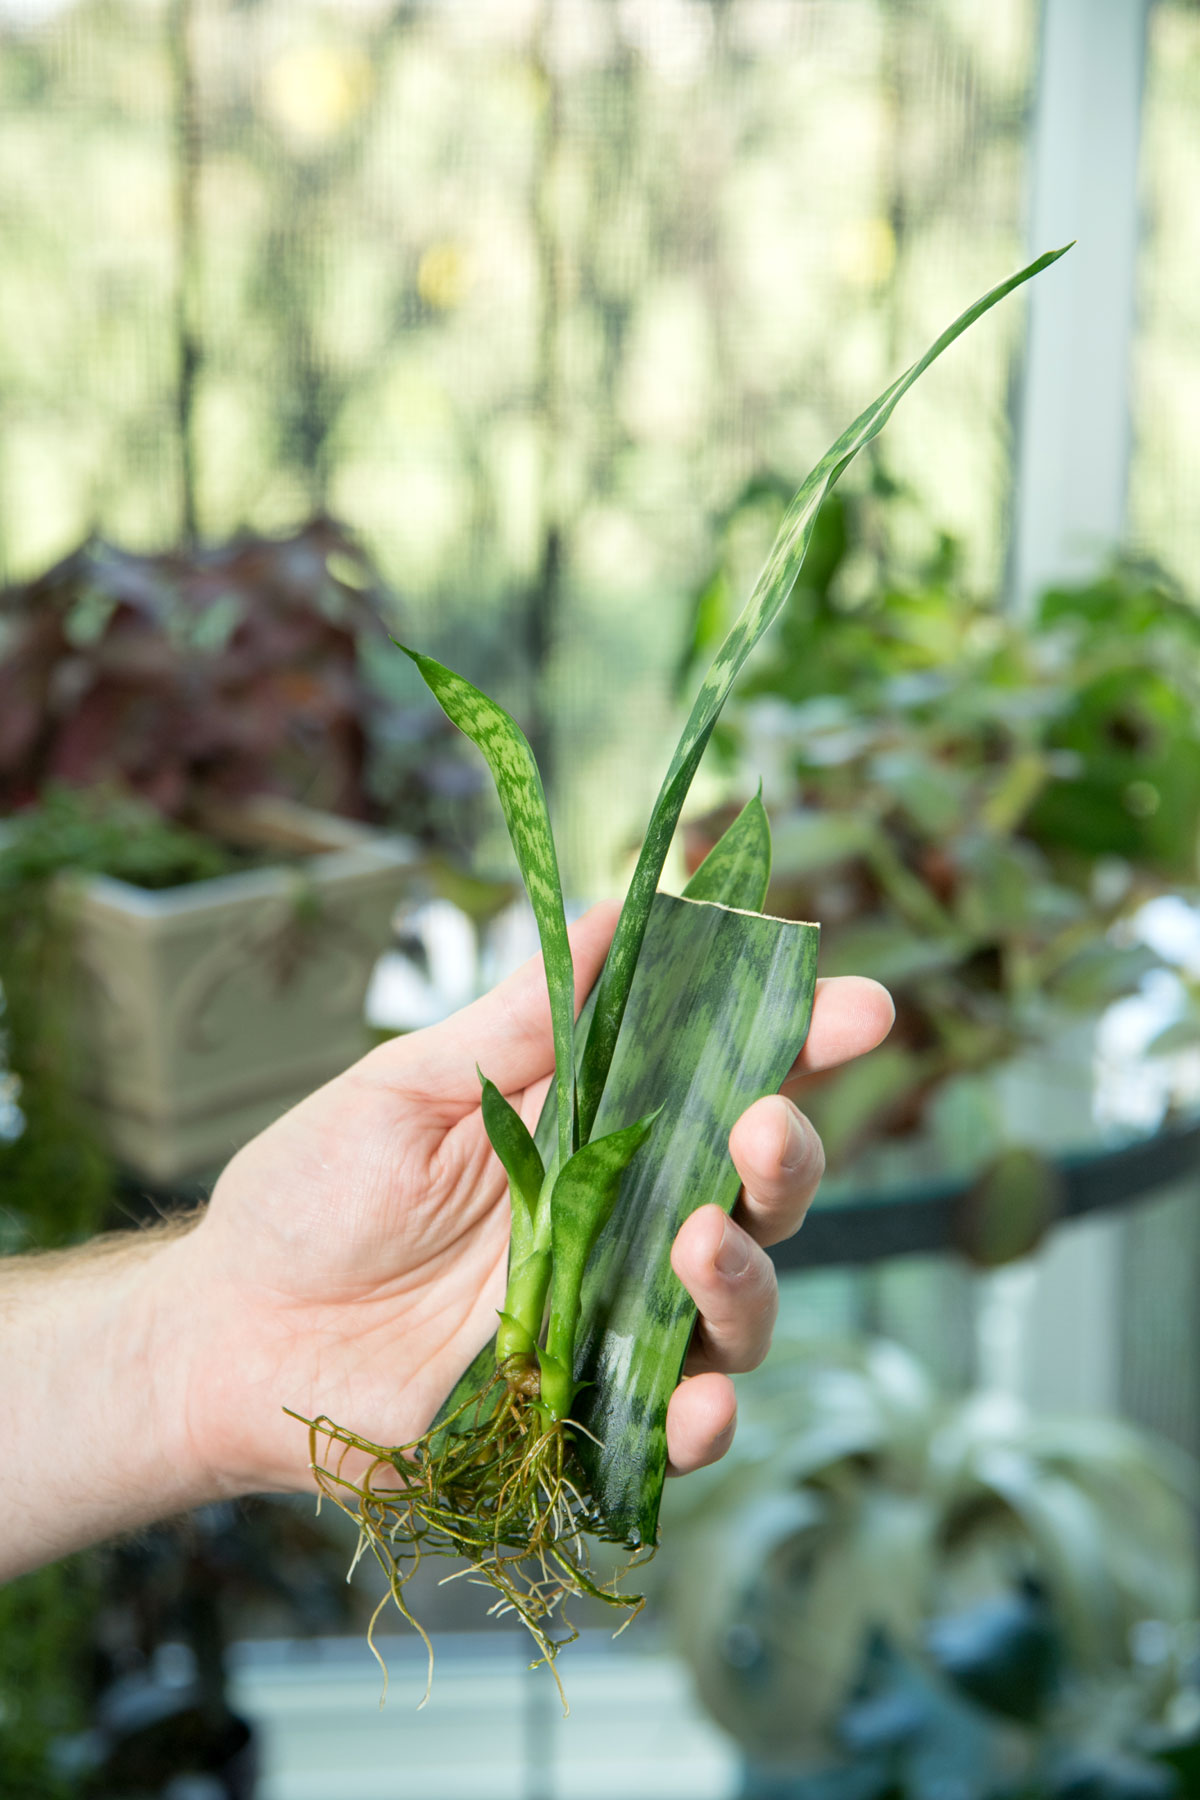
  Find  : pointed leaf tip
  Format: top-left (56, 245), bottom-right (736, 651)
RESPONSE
top-left (480, 1071), bottom-right (545, 1224)
top-left (683, 787), bottom-right (773, 912)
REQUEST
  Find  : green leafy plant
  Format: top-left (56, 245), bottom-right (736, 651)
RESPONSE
top-left (296, 249), bottom-right (1068, 1688)
top-left (662, 1337), bottom-right (1200, 1800)
top-left (0, 537), bottom-right (482, 1790)
top-left (683, 504), bottom-right (1200, 1169)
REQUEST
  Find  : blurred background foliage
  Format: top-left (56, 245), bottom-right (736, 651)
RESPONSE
top-left (0, 0), bottom-right (1048, 890)
top-left (683, 483), bottom-right (1200, 1172)
top-left (0, 0), bottom-right (1191, 886)
top-left (4, 2), bottom-right (1200, 1796)
top-left (662, 1337), bottom-right (1200, 1800)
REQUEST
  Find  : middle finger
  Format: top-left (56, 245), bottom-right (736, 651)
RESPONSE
top-left (670, 1203), bottom-right (779, 1375)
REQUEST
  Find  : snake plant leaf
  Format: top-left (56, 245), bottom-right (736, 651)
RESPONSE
top-left (478, 1070), bottom-right (545, 1241)
top-left (682, 783), bottom-right (772, 912)
top-left (542, 1109), bottom-right (660, 1417)
top-left (396, 643), bottom-right (576, 1166)
top-left (529, 785), bottom-right (772, 1172)
top-left (548, 1110), bottom-right (660, 1306)
top-left (576, 244), bottom-right (1071, 1141)
top-left (574, 892), bottom-right (820, 1547)
top-left (435, 790), bottom-right (789, 1432)
top-left (437, 796), bottom-right (808, 1444)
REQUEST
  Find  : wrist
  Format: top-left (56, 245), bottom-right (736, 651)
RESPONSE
top-left (152, 1196), bottom-right (326, 1503)
top-left (131, 1220), bottom-right (230, 1513)
top-left (0, 1221), bottom-right (221, 1580)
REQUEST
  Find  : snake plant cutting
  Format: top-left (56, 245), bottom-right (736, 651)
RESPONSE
top-left (297, 246), bottom-right (1068, 1689)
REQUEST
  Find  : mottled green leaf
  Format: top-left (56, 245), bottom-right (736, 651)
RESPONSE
top-left (576, 246), bottom-right (1070, 1140)
top-left (682, 784), bottom-right (772, 912)
top-left (542, 1109), bottom-right (659, 1417)
top-left (549, 1112), bottom-right (660, 1304)
top-left (574, 893), bottom-right (820, 1544)
top-left (397, 644), bottom-right (576, 1165)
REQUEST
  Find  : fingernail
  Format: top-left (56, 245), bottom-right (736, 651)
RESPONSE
top-left (716, 1219), bottom-right (750, 1278)
top-left (781, 1104), bottom-right (814, 1175)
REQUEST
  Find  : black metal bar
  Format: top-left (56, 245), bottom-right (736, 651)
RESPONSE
top-left (772, 1117), bottom-right (1200, 1271)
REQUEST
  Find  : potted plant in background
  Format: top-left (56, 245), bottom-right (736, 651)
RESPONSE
top-left (661, 1336), bottom-right (1200, 1800)
top-left (0, 518), bottom-right (494, 1189)
top-left (682, 478), bottom-right (1200, 1193)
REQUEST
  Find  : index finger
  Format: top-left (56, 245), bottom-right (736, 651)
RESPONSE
top-left (369, 900), bottom-right (620, 1114)
top-left (786, 976), bottom-right (894, 1078)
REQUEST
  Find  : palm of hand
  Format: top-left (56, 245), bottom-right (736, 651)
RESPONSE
top-left (183, 1055), bottom-right (537, 1496)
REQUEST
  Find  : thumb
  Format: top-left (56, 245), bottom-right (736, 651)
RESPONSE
top-left (374, 899), bottom-right (619, 1113)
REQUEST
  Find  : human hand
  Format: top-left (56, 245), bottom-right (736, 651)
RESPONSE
top-left (0, 903), bottom-right (892, 1579)
top-left (166, 901), bottom-right (892, 1502)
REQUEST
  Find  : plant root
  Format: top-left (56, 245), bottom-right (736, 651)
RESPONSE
top-left (285, 1376), bottom-right (648, 1710)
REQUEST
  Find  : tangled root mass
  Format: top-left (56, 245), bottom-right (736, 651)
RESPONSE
top-left (287, 1373), bottom-right (647, 1708)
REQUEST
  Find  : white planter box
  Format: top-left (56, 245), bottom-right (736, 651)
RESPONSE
top-left (60, 799), bottom-right (416, 1184)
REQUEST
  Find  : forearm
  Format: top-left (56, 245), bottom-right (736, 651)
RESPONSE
top-left (0, 1220), bottom-right (213, 1580)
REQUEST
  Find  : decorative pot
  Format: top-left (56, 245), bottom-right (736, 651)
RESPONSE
top-left (61, 797), bottom-right (414, 1183)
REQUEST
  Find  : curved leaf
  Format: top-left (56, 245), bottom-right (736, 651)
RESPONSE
top-left (576, 246), bottom-right (1072, 1140)
top-left (478, 1069), bottom-right (545, 1247)
top-left (550, 1111), bottom-right (660, 1302)
top-left (541, 1110), bottom-right (660, 1418)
